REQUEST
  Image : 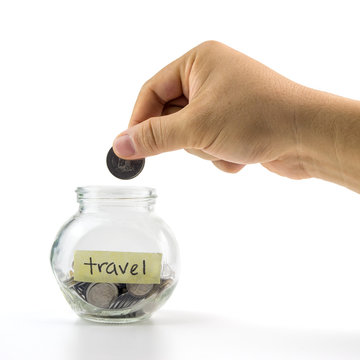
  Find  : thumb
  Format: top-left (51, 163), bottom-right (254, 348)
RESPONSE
top-left (113, 111), bottom-right (192, 159)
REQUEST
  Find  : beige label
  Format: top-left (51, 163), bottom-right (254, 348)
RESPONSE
top-left (73, 250), bottom-right (162, 284)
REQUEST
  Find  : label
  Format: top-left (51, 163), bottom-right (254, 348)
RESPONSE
top-left (73, 250), bottom-right (162, 284)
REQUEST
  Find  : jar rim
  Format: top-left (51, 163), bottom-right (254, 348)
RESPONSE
top-left (76, 186), bottom-right (157, 200)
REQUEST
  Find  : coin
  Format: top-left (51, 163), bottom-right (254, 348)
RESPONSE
top-left (116, 283), bottom-right (127, 294)
top-left (73, 282), bottom-right (90, 300)
top-left (126, 283), bottom-right (154, 297)
top-left (106, 147), bottom-right (145, 180)
top-left (85, 283), bottom-right (119, 308)
top-left (63, 276), bottom-right (77, 288)
top-left (109, 293), bottom-right (143, 310)
top-left (159, 278), bottom-right (173, 291)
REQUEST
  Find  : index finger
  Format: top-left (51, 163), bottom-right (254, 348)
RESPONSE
top-left (129, 52), bottom-right (194, 128)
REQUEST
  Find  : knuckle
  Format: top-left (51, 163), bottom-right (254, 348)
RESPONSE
top-left (140, 78), bottom-right (152, 94)
top-left (198, 40), bottom-right (221, 51)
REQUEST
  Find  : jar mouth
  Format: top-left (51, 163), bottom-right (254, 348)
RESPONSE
top-left (76, 186), bottom-right (157, 200)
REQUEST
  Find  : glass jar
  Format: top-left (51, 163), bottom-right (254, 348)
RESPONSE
top-left (50, 186), bottom-right (179, 323)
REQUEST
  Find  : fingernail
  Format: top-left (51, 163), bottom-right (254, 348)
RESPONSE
top-left (113, 134), bottom-right (136, 157)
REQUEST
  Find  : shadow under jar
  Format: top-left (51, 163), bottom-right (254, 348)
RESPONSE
top-left (50, 186), bottom-right (179, 324)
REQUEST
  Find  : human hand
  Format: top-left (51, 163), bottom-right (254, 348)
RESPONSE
top-left (112, 41), bottom-right (307, 178)
top-left (113, 41), bottom-right (360, 191)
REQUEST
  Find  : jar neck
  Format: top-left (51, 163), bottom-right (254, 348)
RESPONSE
top-left (76, 186), bottom-right (157, 214)
top-left (78, 198), bottom-right (155, 213)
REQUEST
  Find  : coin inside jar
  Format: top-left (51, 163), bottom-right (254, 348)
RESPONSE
top-left (85, 283), bottom-right (119, 308)
top-left (126, 283), bottom-right (154, 297)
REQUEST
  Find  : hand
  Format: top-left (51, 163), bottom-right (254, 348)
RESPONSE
top-left (113, 41), bottom-right (360, 192)
top-left (113, 41), bottom-right (306, 178)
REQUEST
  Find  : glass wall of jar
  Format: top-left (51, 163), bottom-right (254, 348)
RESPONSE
top-left (50, 186), bottom-right (179, 323)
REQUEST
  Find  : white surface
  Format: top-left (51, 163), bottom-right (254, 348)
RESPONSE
top-left (1, 0), bottom-right (360, 359)
top-left (2, 310), bottom-right (360, 360)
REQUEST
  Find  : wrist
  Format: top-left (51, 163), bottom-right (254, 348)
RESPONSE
top-left (295, 86), bottom-right (360, 192)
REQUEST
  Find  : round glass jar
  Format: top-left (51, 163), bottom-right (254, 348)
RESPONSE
top-left (50, 186), bottom-right (179, 323)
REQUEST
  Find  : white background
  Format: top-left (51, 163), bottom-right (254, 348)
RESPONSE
top-left (1, 0), bottom-right (360, 359)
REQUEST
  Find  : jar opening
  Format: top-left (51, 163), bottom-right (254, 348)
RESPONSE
top-left (76, 186), bottom-right (157, 200)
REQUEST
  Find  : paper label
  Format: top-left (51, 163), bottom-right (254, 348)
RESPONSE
top-left (73, 250), bottom-right (162, 284)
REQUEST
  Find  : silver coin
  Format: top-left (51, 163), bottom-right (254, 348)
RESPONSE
top-left (159, 278), bottom-right (173, 291)
top-left (63, 276), bottom-right (77, 288)
top-left (126, 283), bottom-right (154, 297)
top-left (85, 283), bottom-right (119, 309)
top-left (109, 293), bottom-right (143, 309)
top-left (73, 282), bottom-right (89, 300)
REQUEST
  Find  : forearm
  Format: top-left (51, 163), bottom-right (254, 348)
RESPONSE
top-left (297, 88), bottom-right (360, 193)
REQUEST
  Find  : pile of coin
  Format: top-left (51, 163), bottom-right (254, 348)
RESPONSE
top-left (63, 277), bottom-right (173, 310)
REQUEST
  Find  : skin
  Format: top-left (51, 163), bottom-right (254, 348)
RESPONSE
top-left (113, 41), bottom-right (360, 193)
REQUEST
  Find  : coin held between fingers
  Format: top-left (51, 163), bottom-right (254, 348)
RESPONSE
top-left (106, 147), bottom-right (145, 180)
